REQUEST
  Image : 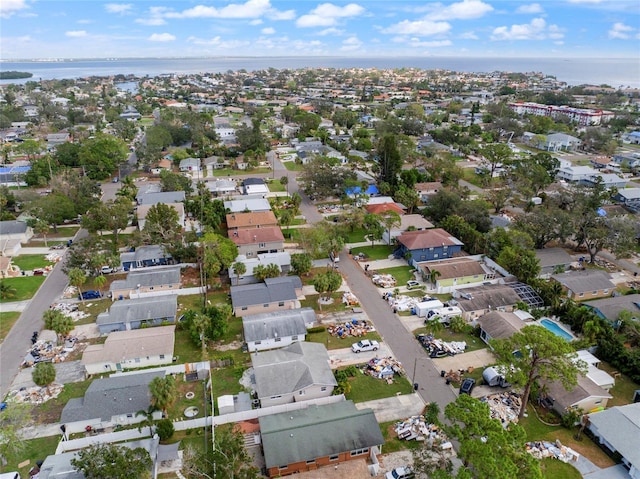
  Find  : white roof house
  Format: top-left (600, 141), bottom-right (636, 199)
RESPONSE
top-left (556, 165), bottom-right (598, 182)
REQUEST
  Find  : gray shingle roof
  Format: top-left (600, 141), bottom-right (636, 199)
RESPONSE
top-left (120, 245), bottom-right (170, 265)
top-left (60, 371), bottom-right (163, 423)
top-left (551, 270), bottom-right (615, 294)
top-left (243, 308), bottom-right (314, 343)
top-left (478, 311), bottom-right (527, 339)
top-left (456, 284), bottom-right (522, 312)
top-left (110, 266), bottom-right (182, 292)
top-left (0, 220), bottom-right (28, 235)
top-left (96, 296), bottom-right (177, 326)
top-left (535, 248), bottom-right (574, 268)
top-left (259, 400), bottom-right (384, 469)
top-left (230, 276), bottom-right (300, 309)
top-left (588, 403), bottom-right (640, 468)
top-left (584, 294), bottom-right (640, 321)
top-left (136, 191), bottom-right (186, 205)
top-left (252, 342), bottom-right (336, 399)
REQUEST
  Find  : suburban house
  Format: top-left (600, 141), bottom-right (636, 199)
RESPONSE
top-left (228, 252), bottom-right (291, 285)
top-left (120, 245), bottom-right (172, 271)
top-left (230, 276), bottom-right (302, 316)
top-left (251, 342), bottom-right (337, 407)
top-left (224, 197), bottom-right (272, 213)
top-left (576, 350), bottom-right (616, 391)
top-left (81, 326), bottom-right (175, 375)
top-left (543, 374), bottom-right (612, 417)
top-left (150, 158), bottom-right (173, 175)
top-left (452, 283), bottom-right (523, 321)
top-left (418, 257), bottom-right (496, 294)
top-left (581, 173), bottom-right (627, 189)
top-left (583, 294), bottom-right (640, 323)
top-left (535, 248), bottom-right (575, 278)
top-left (228, 226), bottom-right (285, 257)
top-left (95, 296), bottom-right (178, 334)
top-left (382, 214), bottom-right (434, 245)
top-left (414, 182), bottom-right (442, 202)
top-left (60, 371), bottom-right (164, 433)
top-left (613, 188), bottom-right (640, 206)
top-left (136, 190), bottom-right (186, 206)
top-left (588, 403), bottom-right (640, 479)
top-left (109, 265), bottom-right (182, 300)
top-left (46, 132), bottom-right (71, 149)
top-left (551, 270), bottom-right (615, 300)
top-left (394, 228), bottom-right (464, 266)
top-left (477, 310), bottom-right (531, 345)
top-left (537, 133), bottom-right (581, 152)
top-left (364, 202), bottom-right (404, 216)
top-left (119, 106), bottom-right (141, 120)
top-left (556, 165), bottom-right (599, 183)
top-left (259, 400), bottom-right (384, 477)
top-left (243, 307), bottom-right (316, 351)
top-left (0, 220), bottom-right (33, 244)
top-left (136, 202), bottom-right (185, 231)
top-left (226, 211), bottom-right (278, 230)
top-left (242, 178), bottom-right (269, 196)
top-left (179, 157), bottom-right (201, 172)
top-left (206, 178), bottom-right (237, 196)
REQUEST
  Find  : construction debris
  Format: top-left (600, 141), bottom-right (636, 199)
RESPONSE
top-left (525, 440), bottom-right (580, 463)
top-left (364, 356), bottom-right (404, 380)
top-left (327, 319), bottom-right (375, 338)
top-left (481, 391), bottom-right (522, 426)
top-left (45, 252), bottom-right (63, 263)
top-left (21, 338), bottom-right (77, 368)
top-left (7, 383), bottom-right (64, 405)
top-left (51, 302), bottom-right (90, 322)
top-left (372, 274), bottom-right (396, 288)
top-left (416, 334), bottom-right (467, 357)
top-left (341, 292), bottom-right (359, 306)
top-left (393, 415), bottom-right (450, 447)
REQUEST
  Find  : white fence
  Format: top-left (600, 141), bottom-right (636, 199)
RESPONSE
top-left (129, 286), bottom-right (204, 300)
top-left (109, 361), bottom-right (211, 378)
top-left (56, 428), bottom-right (153, 454)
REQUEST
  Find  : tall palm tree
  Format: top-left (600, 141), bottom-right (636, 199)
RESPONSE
top-left (93, 274), bottom-right (107, 295)
top-left (0, 281), bottom-right (17, 300)
top-left (149, 376), bottom-right (177, 418)
top-left (232, 261), bottom-right (246, 286)
top-left (136, 406), bottom-right (157, 436)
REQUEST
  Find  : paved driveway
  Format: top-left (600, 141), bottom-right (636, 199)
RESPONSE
top-left (328, 345), bottom-right (394, 368)
top-left (431, 349), bottom-right (496, 373)
top-left (10, 360), bottom-right (86, 391)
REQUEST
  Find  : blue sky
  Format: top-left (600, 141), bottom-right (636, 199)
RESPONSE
top-left (1, 0), bottom-right (639, 59)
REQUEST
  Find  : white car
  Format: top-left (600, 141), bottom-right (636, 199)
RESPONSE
top-left (351, 339), bottom-right (380, 353)
top-left (385, 466), bottom-right (414, 479)
top-left (406, 280), bottom-right (420, 289)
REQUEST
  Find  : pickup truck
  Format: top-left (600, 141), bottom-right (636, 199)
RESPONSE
top-left (351, 339), bottom-right (380, 353)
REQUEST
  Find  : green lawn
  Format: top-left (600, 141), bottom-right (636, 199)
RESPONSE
top-left (300, 292), bottom-right (351, 314)
top-left (0, 276), bottom-right (46, 303)
top-left (540, 457), bottom-right (581, 479)
top-left (307, 328), bottom-right (382, 350)
top-left (0, 311), bottom-right (21, 343)
top-left (174, 327), bottom-right (206, 364)
top-left (412, 328), bottom-right (486, 353)
top-left (344, 368), bottom-right (414, 402)
top-left (212, 167), bottom-right (270, 177)
top-left (74, 298), bottom-right (111, 325)
top-left (281, 228), bottom-right (302, 242)
top-left (341, 227), bottom-right (369, 243)
top-left (267, 179), bottom-right (286, 192)
top-left (349, 245), bottom-right (395, 260)
top-left (0, 435), bottom-right (60, 476)
top-left (32, 379), bottom-right (93, 425)
top-left (283, 161), bottom-right (304, 171)
top-left (379, 420), bottom-right (425, 453)
top-left (11, 254), bottom-right (53, 271)
top-left (599, 361), bottom-right (639, 406)
top-left (376, 266), bottom-right (415, 286)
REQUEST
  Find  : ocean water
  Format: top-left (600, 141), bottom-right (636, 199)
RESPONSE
top-left (1, 57), bottom-right (639, 88)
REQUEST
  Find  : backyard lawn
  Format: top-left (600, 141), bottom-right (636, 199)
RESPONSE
top-left (283, 161), bottom-right (304, 171)
top-left (0, 276), bottom-right (46, 303)
top-left (349, 245), bottom-right (394, 260)
top-left (540, 457), bottom-right (581, 479)
top-left (599, 361), bottom-right (639, 406)
top-left (0, 311), bottom-right (21, 343)
top-left (299, 292), bottom-right (350, 314)
top-left (376, 266), bottom-right (415, 286)
top-left (266, 179), bottom-right (285, 192)
top-left (344, 368), bottom-right (414, 402)
top-left (341, 227), bottom-right (370, 244)
top-left (0, 434), bottom-right (60, 477)
top-left (11, 254), bottom-right (54, 271)
top-left (306, 328), bottom-right (382, 350)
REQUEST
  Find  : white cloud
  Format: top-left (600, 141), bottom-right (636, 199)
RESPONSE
top-left (105, 3), bottom-right (133, 14)
top-left (427, 0), bottom-right (493, 21)
top-left (383, 19), bottom-right (451, 36)
top-left (148, 33), bottom-right (176, 42)
top-left (609, 22), bottom-right (634, 39)
top-left (296, 3), bottom-right (364, 28)
top-left (460, 31), bottom-right (479, 40)
top-left (0, 0), bottom-right (29, 18)
top-left (340, 36), bottom-right (362, 51)
top-left (567, 0), bottom-right (602, 3)
top-left (267, 9), bottom-right (295, 20)
top-left (249, 19), bottom-right (263, 25)
top-left (135, 6), bottom-right (168, 26)
top-left (167, 0), bottom-right (272, 19)
top-left (187, 36), bottom-right (251, 49)
top-left (65, 30), bottom-right (88, 38)
top-left (317, 27), bottom-right (344, 36)
top-left (491, 18), bottom-right (564, 41)
top-left (516, 3), bottom-right (543, 14)
top-left (261, 27), bottom-right (275, 35)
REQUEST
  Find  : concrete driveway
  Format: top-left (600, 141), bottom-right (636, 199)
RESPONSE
top-left (328, 344), bottom-right (394, 368)
top-left (10, 360), bottom-right (86, 391)
top-left (431, 349), bottom-right (496, 373)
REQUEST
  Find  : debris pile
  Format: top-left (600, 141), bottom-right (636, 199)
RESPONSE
top-left (393, 415), bottom-right (451, 448)
top-left (416, 334), bottom-right (466, 358)
top-left (45, 252), bottom-right (63, 262)
top-left (481, 391), bottom-right (522, 426)
top-left (525, 440), bottom-right (580, 463)
top-left (372, 274), bottom-right (396, 288)
top-left (51, 302), bottom-right (90, 322)
top-left (341, 292), bottom-right (359, 306)
top-left (22, 338), bottom-right (77, 367)
top-left (327, 319), bottom-right (375, 338)
top-left (8, 383), bottom-right (64, 404)
top-left (365, 357), bottom-right (404, 380)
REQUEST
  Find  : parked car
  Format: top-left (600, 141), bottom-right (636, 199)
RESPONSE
top-left (406, 280), bottom-right (420, 289)
top-left (459, 378), bottom-right (476, 395)
top-left (351, 339), bottom-right (380, 353)
top-left (33, 269), bottom-right (45, 276)
top-left (385, 466), bottom-right (414, 479)
top-left (79, 290), bottom-right (102, 300)
top-left (100, 265), bottom-right (116, 274)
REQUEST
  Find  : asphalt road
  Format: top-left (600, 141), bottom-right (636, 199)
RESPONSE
top-left (338, 250), bottom-right (458, 412)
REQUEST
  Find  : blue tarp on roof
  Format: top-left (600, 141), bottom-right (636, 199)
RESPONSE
top-left (597, 208), bottom-right (607, 217)
top-left (345, 184), bottom-right (379, 196)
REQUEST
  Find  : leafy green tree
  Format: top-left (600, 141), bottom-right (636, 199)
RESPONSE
top-left (0, 403), bottom-right (30, 464)
top-left (253, 263), bottom-right (281, 282)
top-left (313, 270), bottom-right (342, 301)
top-left (71, 443), bottom-right (152, 479)
top-left (0, 281), bottom-right (17, 299)
top-left (393, 184), bottom-right (420, 214)
top-left (79, 134), bottom-right (128, 180)
top-left (143, 203), bottom-right (181, 244)
top-left (149, 375), bottom-right (178, 418)
top-left (201, 303), bottom-right (232, 341)
top-left (479, 143), bottom-right (512, 180)
top-left (232, 261), bottom-right (246, 286)
top-left (380, 211), bottom-right (401, 245)
top-left (495, 246), bottom-right (541, 283)
top-left (136, 406), bottom-right (157, 436)
top-left (156, 418), bottom-right (174, 441)
top-left (201, 232), bottom-right (238, 281)
top-left (32, 362), bottom-right (56, 393)
top-left (376, 134), bottom-right (402, 186)
top-left (492, 325), bottom-right (587, 420)
top-left (68, 268), bottom-right (87, 302)
top-left (160, 170), bottom-right (193, 194)
top-left (30, 218), bottom-right (51, 247)
top-left (43, 309), bottom-right (74, 343)
top-left (291, 253), bottom-right (312, 277)
top-left (363, 213), bottom-right (384, 247)
top-left (278, 208), bottom-right (294, 237)
top-left (443, 394), bottom-right (542, 479)
top-left (190, 312), bottom-right (210, 352)
top-left (299, 156), bottom-right (356, 200)
top-left (28, 193), bottom-right (76, 233)
top-left (116, 175), bottom-right (138, 202)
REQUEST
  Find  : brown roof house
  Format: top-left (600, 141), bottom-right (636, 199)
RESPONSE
top-left (543, 374), bottom-right (612, 417)
top-left (453, 283), bottom-right (523, 322)
top-left (477, 310), bottom-right (533, 345)
top-left (419, 257), bottom-right (496, 294)
top-left (394, 228), bottom-right (464, 267)
top-left (229, 226), bottom-right (284, 257)
top-left (551, 270), bottom-right (615, 301)
top-left (226, 211), bottom-right (278, 230)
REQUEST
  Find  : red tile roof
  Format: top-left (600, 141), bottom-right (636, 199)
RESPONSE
top-left (364, 203), bottom-right (404, 215)
top-left (397, 228), bottom-right (463, 249)
top-left (228, 226), bottom-right (284, 245)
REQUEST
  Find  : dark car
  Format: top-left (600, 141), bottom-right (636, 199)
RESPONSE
top-left (459, 378), bottom-right (476, 395)
top-left (79, 290), bottom-right (102, 300)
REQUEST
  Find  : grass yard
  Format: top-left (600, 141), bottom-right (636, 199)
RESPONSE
top-left (32, 379), bottom-right (93, 425)
top-left (267, 179), bottom-right (286, 192)
top-left (376, 266), bottom-right (415, 286)
top-left (519, 404), bottom-right (615, 469)
top-left (306, 328), bottom-right (382, 350)
top-left (349, 245), bottom-right (394, 260)
top-left (341, 227), bottom-right (370, 244)
top-left (0, 311), bottom-right (21, 343)
top-left (379, 420), bottom-right (425, 453)
top-left (48, 226), bottom-right (80, 237)
top-left (300, 293), bottom-right (350, 314)
top-left (74, 298), bottom-right (111, 326)
top-left (283, 161), bottom-right (304, 171)
top-left (166, 376), bottom-right (207, 421)
top-left (11, 254), bottom-right (53, 271)
top-left (174, 327), bottom-right (206, 364)
top-left (344, 368), bottom-right (414, 402)
top-left (212, 167), bottom-right (270, 177)
top-left (540, 457), bottom-right (582, 479)
top-left (599, 361), bottom-right (639, 406)
top-left (0, 276), bottom-right (46, 303)
top-left (0, 434), bottom-right (60, 477)
top-left (412, 327), bottom-right (486, 353)
top-left (281, 228), bottom-right (302, 242)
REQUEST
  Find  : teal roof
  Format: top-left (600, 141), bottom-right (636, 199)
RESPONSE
top-left (259, 400), bottom-right (383, 468)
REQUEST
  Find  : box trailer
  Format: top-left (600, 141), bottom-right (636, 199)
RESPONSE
top-left (425, 306), bottom-right (463, 324)
top-left (482, 366), bottom-right (512, 388)
top-left (414, 299), bottom-right (445, 317)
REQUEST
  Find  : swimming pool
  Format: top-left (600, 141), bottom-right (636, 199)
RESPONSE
top-left (539, 318), bottom-right (574, 341)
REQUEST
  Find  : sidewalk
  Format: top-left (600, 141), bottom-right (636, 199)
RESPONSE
top-left (0, 300), bottom-right (32, 312)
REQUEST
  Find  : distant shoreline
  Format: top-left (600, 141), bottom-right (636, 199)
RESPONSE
top-left (0, 70), bottom-right (33, 80)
